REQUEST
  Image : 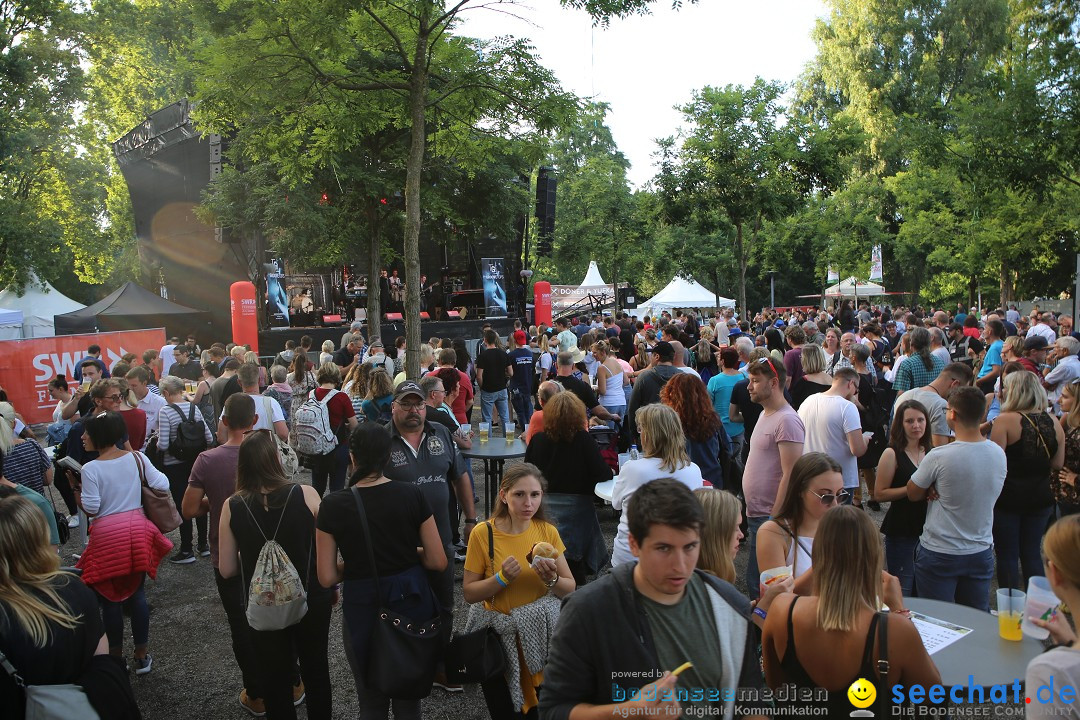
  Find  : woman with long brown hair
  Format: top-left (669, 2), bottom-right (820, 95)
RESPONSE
top-left (763, 507), bottom-right (938, 715)
top-left (288, 350), bottom-right (317, 421)
top-left (662, 372), bottom-right (728, 488)
top-left (524, 392), bottom-right (611, 585)
top-left (874, 399), bottom-right (932, 596)
top-left (462, 464), bottom-right (573, 719)
top-left (1055, 379), bottom-right (1080, 517)
top-left (218, 430), bottom-right (331, 720)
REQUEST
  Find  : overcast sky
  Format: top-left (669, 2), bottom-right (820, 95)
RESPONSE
top-left (459, 0), bottom-right (828, 187)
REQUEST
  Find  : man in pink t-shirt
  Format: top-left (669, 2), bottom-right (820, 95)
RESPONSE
top-left (742, 357), bottom-right (804, 599)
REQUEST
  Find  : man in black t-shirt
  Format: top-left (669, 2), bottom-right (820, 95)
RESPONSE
top-left (475, 329), bottom-right (513, 430)
top-left (552, 351), bottom-right (621, 425)
top-left (169, 345), bottom-right (202, 381)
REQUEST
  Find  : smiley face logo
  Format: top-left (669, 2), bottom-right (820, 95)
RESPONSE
top-left (847, 678), bottom-right (876, 710)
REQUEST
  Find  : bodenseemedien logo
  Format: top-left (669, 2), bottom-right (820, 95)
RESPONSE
top-left (848, 677), bottom-right (876, 717)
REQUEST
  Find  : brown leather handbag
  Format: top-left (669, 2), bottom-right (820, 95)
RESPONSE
top-left (136, 452), bottom-right (181, 533)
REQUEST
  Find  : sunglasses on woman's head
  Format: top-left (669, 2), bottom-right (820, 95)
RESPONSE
top-left (809, 489), bottom-right (851, 506)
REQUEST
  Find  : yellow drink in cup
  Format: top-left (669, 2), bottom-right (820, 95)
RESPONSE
top-left (479, 422), bottom-right (489, 443)
top-left (505, 424), bottom-right (515, 443)
top-left (997, 588), bottom-right (1025, 641)
top-left (998, 611), bottom-right (1023, 641)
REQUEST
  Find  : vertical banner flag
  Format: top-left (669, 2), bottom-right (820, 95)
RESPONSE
top-left (869, 246), bottom-right (883, 282)
top-left (827, 266), bottom-right (839, 283)
top-left (0, 328), bottom-right (167, 425)
top-left (533, 281), bottom-right (552, 326)
top-left (482, 258), bottom-right (508, 318)
top-left (230, 281), bottom-right (260, 353)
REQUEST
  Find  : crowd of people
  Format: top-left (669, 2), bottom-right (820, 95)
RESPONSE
top-left (2, 300), bottom-right (1080, 719)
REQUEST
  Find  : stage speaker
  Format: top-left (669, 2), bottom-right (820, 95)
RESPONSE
top-left (535, 166), bottom-right (556, 256)
top-left (385, 312), bottom-right (403, 321)
top-left (445, 310), bottom-right (461, 319)
top-left (322, 314), bottom-right (342, 324)
top-left (420, 312), bottom-right (430, 320)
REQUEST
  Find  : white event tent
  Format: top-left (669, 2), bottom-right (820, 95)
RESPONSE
top-left (823, 277), bottom-right (887, 298)
top-left (636, 275), bottom-right (735, 316)
top-left (0, 277), bottom-right (85, 337)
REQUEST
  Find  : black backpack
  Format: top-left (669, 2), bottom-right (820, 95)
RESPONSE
top-left (167, 403), bottom-right (208, 463)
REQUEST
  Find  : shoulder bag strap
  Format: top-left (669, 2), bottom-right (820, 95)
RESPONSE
top-left (133, 451), bottom-right (147, 488)
top-left (267, 484), bottom-right (297, 543)
top-left (187, 401), bottom-right (197, 422)
top-left (237, 494), bottom-right (269, 543)
top-left (0, 648), bottom-right (26, 688)
top-left (351, 487), bottom-right (382, 599)
top-left (262, 396), bottom-right (275, 427)
top-left (487, 520), bottom-right (494, 571)
top-left (1022, 413), bottom-right (1052, 460)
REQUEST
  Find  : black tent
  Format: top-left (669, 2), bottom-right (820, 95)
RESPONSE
top-left (54, 282), bottom-right (209, 336)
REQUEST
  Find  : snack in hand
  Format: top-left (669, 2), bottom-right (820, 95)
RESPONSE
top-left (671, 662), bottom-right (694, 677)
top-left (527, 541), bottom-right (559, 564)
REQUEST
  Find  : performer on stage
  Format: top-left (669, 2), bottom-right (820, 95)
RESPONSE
top-left (378, 269), bottom-right (391, 311)
top-left (389, 269), bottom-right (404, 312)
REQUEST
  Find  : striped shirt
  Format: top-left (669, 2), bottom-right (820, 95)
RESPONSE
top-left (5, 440), bottom-right (52, 493)
top-left (156, 401), bottom-right (215, 466)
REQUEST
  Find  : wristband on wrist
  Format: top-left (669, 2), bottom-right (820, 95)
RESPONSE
top-left (465, 518), bottom-right (477, 524)
top-left (752, 607), bottom-right (767, 621)
top-left (494, 571), bottom-right (508, 588)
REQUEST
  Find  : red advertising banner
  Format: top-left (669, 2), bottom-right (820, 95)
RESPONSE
top-left (533, 281), bottom-right (552, 326)
top-left (0, 328), bottom-right (166, 425)
top-left (230, 281), bottom-right (259, 353)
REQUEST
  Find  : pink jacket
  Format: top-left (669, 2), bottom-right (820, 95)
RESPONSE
top-left (77, 509), bottom-right (173, 601)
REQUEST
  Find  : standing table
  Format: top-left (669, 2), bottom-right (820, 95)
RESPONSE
top-left (460, 438), bottom-right (527, 516)
top-left (904, 597), bottom-right (1045, 688)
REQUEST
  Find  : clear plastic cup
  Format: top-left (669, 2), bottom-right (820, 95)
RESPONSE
top-left (997, 588), bottom-right (1025, 641)
top-left (479, 422), bottom-right (489, 443)
top-left (505, 424), bottom-right (515, 443)
top-left (1022, 576), bottom-right (1061, 640)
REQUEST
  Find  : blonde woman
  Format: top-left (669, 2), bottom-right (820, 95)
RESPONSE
top-left (611, 404), bottom-right (704, 566)
top-left (0, 401), bottom-right (53, 493)
top-left (361, 368), bottom-right (393, 422)
top-left (1055, 380), bottom-right (1080, 516)
top-left (243, 350), bottom-right (268, 391)
top-left (1026, 516), bottom-right (1080, 718)
top-left (341, 361), bottom-right (370, 419)
top-left (990, 371), bottom-right (1065, 590)
top-left (695, 487), bottom-right (791, 629)
top-left (592, 340), bottom-right (627, 426)
top-left (762, 506), bottom-right (939, 715)
top-left (0, 493), bottom-right (139, 717)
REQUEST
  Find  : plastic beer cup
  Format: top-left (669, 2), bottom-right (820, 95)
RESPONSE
top-left (997, 588), bottom-right (1025, 641)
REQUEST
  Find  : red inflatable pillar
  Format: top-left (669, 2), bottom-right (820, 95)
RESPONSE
top-left (230, 281), bottom-right (259, 353)
top-left (534, 281), bottom-right (552, 326)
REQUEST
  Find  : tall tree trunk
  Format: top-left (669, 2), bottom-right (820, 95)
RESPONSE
top-left (968, 275), bottom-right (977, 313)
top-left (403, 34), bottom-right (429, 379)
top-left (713, 268), bottom-right (721, 313)
top-left (736, 222), bottom-right (747, 315)
top-left (366, 204), bottom-right (382, 333)
top-left (999, 258), bottom-right (1012, 310)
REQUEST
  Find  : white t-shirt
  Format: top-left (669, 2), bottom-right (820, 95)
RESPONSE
top-left (221, 393), bottom-right (285, 432)
top-left (930, 347), bottom-right (951, 368)
top-left (80, 452), bottom-right (169, 518)
top-left (1026, 647), bottom-right (1080, 719)
top-left (894, 387), bottom-right (950, 440)
top-left (910, 440), bottom-right (1006, 555)
top-left (160, 344), bottom-right (177, 376)
top-left (137, 391), bottom-right (168, 446)
top-left (611, 457), bottom-right (705, 566)
top-left (797, 393), bottom-right (862, 488)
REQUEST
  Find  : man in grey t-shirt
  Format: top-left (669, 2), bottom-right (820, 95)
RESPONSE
top-left (893, 362), bottom-right (973, 447)
top-left (908, 386), bottom-right (1006, 611)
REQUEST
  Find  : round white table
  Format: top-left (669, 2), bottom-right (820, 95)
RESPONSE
top-left (904, 597), bottom-right (1045, 688)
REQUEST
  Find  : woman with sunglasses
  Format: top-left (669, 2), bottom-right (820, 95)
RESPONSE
top-left (1055, 379), bottom-right (1080, 517)
top-left (756, 453), bottom-right (846, 595)
top-left (874, 399), bottom-right (932, 596)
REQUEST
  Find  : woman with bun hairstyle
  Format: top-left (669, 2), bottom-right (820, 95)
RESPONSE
top-left (463, 464), bottom-right (574, 719)
top-left (316, 422), bottom-right (446, 720)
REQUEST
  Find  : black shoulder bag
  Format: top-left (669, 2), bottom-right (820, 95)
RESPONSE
top-left (351, 488), bottom-right (442, 699)
top-left (443, 521), bottom-right (507, 684)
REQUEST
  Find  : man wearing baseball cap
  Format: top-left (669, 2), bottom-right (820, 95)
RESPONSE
top-left (626, 341), bottom-right (680, 441)
top-left (507, 329), bottom-right (535, 426)
top-left (383, 379), bottom-right (475, 692)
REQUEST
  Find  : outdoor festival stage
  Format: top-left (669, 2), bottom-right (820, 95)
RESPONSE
top-left (258, 316), bottom-right (518, 353)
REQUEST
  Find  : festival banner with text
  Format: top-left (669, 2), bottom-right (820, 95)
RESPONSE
top-left (482, 258), bottom-right (508, 318)
top-left (0, 328), bottom-right (166, 425)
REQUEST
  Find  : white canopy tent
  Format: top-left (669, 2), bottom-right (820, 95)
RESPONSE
top-left (579, 260), bottom-right (608, 288)
top-left (636, 275), bottom-right (735, 316)
top-left (823, 277), bottom-right (887, 298)
top-left (0, 277), bottom-right (85, 337)
top-left (0, 308), bottom-right (23, 340)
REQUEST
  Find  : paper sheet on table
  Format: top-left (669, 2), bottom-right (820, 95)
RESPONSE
top-left (909, 611), bottom-right (973, 655)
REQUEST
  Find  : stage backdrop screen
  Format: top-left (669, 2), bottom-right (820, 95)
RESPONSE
top-left (482, 258), bottom-right (507, 318)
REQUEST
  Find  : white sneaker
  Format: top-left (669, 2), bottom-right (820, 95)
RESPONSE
top-left (67, 515), bottom-right (80, 528)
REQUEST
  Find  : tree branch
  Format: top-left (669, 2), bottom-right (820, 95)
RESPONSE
top-left (362, 5), bottom-right (412, 69)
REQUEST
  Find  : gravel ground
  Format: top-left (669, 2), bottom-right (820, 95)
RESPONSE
top-left (53, 457), bottom-right (1018, 719)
